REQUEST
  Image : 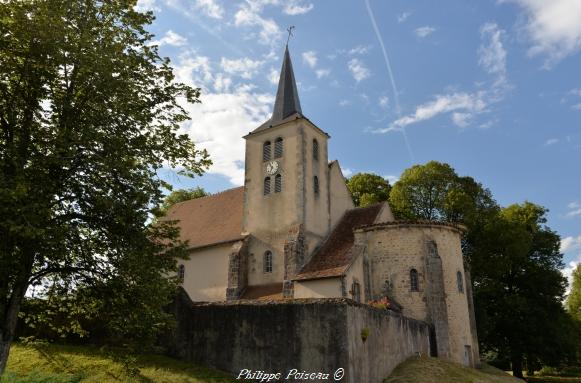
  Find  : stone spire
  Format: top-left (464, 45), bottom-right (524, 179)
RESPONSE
top-left (271, 45), bottom-right (302, 124)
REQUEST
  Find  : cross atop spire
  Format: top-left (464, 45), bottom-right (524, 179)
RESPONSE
top-left (271, 44), bottom-right (302, 125)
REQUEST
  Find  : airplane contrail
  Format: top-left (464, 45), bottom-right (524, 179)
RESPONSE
top-left (364, 0), bottom-right (415, 163)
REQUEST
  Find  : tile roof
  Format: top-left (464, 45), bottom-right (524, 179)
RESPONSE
top-left (162, 187), bottom-right (245, 249)
top-left (293, 204), bottom-right (383, 281)
top-left (240, 283), bottom-right (283, 300)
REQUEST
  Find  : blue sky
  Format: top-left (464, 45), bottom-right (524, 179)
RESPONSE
top-left (140, 0), bottom-right (581, 286)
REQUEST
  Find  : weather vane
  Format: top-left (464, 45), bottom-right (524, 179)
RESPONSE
top-left (286, 26), bottom-right (295, 45)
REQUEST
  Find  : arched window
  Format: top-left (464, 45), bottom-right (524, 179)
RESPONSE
top-left (427, 241), bottom-right (439, 257)
top-left (313, 139), bottom-right (319, 161)
top-left (274, 137), bottom-right (283, 158)
top-left (275, 174), bottom-right (282, 193)
top-left (264, 251), bottom-right (273, 273)
top-left (410, 269), bottom-right (419, 291)
top-left (457, 271), bottom-right (464, 293)
top-left (177, 264), bottom-right (185, 282)
top-left (313, 176), bottom-right (319, 196)
top-left (263, 141), bottom-right (271, 161)
top-left (351, 281), bottom-right (361, 303)
top-left (264, 177), bottom-right (271, 195)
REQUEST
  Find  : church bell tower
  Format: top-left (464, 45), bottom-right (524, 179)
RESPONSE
top-left (240, 45), bottom-right (332, 295)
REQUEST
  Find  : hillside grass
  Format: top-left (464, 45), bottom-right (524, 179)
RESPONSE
top-left (1, 343), bottom-right (236, 383)
top-left (384, 355), bottom-right (522, 383)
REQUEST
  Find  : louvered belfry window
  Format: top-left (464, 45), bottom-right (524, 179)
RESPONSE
top-left (263, 141), bottom-right (271, 161)
top-left (410, 269), bottom-right (419, 291)
top-left (274, 137), bottom-right (283, 158)
top-left (457, 271), bottom-right (464, 293)
top-left (314, 176), bottom-right (319, 196)
top-left (264, 251), bottom-right (273, 273)
top-left (313, 139), bottom-right (319, 161)
top-left (275, 174), bottom-right (282, 193)
top-left (177, 264), bottom-right (185, 282)
top-left (264, 177), bottom-right (271, 195)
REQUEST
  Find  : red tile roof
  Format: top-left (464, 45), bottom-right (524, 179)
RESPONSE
top-left (293, 204), bottom-right (383, 281)
top-left (163, 187), bottom-right (245, 249)
top-left (241, 283), bottom-right (283, 300)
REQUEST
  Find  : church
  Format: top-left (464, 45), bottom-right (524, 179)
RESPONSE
top-left (164, 46), bottom-right (480, 367)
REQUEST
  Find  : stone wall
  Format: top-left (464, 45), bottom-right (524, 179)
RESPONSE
top-left (166, 290), bottom-right (430, 383)
top-left (356, 223), bottom-right (477, 366)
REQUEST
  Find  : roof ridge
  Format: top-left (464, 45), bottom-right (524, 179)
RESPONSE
top-left (172, 186), bottom-right (244, 207)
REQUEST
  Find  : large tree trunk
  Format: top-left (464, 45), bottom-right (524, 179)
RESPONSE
top-left (511, 354), bottom-right (524, 379)
top-left (0, 277), bottom-right (30, 375)
top-left (0, 332), bottom-right (12, 376)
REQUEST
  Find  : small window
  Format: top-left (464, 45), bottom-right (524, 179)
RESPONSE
top-left (313, 139), bottom-right (319, 161)
top-left (427, 241), bottom-right (439, 257)
top-left (314, 176), bottom-right (319, 196)
top-left (263, 141), bottom-right (271, 162)
top-left (275, 174), bottom-right (282, 193)
top-left (264, 177), bottom-right (271, 195)
top-left (274, 137), bottom-right (283, 158)
top-left (457, 271), bottom-right (464, 293)
top-left (351, 281), bottom-right (361, 303)
top-left (410, 269), bottom-right (419, 291)
top-left (264, 251), bottom-right (273, 273)
top-left (177, 264), bottom-right (185, 282)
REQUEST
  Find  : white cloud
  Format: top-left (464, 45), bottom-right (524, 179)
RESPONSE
top-left (342, 168), bottom-right (353, 177)
top-left (152, 30), bottom-right (187, 47)
top-left (283, 1), bottom-right (314, 15)
top-left (379, 23), bottom-right (509, 132)
top-left (566, 202), bottom-right (581, 218)
top-left (384, 175), bottom-right (399, 184)
top-left (135, 0), bottom-right (160, 12)
top-left (213, 73), bottom-right (232, 92)
top-left (220, 57), bottom-right (264, 79)
top-left (562, 235), bottom-right (581, 253)
top-left (502, 0), bottom-right (581, 67)
top-left (545, 138), bottom-right (559, 145)
top-left (478, 23), bottom-right (508, 88)
top-left (572, 102), bottom-right (581, 110)
top-left (561, 235), bottom-right (581, 294)
top-left (380, 92), bottom-right (487, 132)
top-left (234, 1), bottom-right (281, 45)
top-left (397, 11), bottom-right (412, 23)
top-left (193, 0), bottom-right (224, 19)
top-left (315, 69), bottom-right (331, 79)
top-left (172, 53), bottom-right (213, 88)
top-left (414, 26), bottom-right (436, 38)
top-left (379, 96), bottom-right (389, 109)
top-left (452, 112), bottom-right (472, 128)
top-left (569, 88), bottom-right (581, 97)
top-left (302, 51), bottom-right (318, 68)
top-left (348, 45), bottom-right (371, 55)
top-left (339, 99), bottom-right (350, 107)
top-left (172, 54), bottom-right (274, 185)
top-left (268, 68), bottom-right (279, 85)
top-left (348, 58), bottom-right (370, 82)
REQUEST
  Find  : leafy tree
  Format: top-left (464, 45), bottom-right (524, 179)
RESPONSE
top-left (472, 203), bottom-right (573, 378)
top-left (346, 173), bottom-right (391, 207)
top-left (568, 264), bottom-right (581, 321)
top-left (156, 187), bottom-right (209, 216)
top-left (0, 0), bottom-right (210, 373)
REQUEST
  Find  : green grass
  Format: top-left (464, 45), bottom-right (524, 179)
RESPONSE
top-left (526, 377), bottom-right (581, 383)
top-left (384, 355), bottom-right (522, 383)
top-left (1, 343), bottom-right (236, 383)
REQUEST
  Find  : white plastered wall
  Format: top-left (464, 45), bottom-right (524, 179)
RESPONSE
top-left (179, 243), bottom-right (231, 302)
top-left (294, 278), bottom-right (342, 298)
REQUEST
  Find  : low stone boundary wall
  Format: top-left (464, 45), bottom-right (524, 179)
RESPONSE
top-left (166, 290), bottom-right (430, 383)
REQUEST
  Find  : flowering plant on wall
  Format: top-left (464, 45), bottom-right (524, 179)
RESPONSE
top-left (368, 297), bottom-right (391, 310)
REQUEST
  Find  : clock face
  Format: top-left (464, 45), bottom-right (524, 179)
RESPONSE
top-left (266, 160), bottom-right (279, 175)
